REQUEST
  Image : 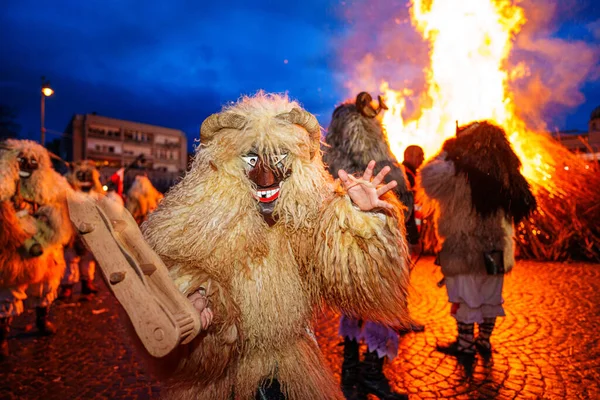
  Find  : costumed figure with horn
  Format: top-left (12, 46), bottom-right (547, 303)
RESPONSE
top-left (132, 92), bottom-right (412, 399)
top-left (324, 92), bottom-right (418, 400)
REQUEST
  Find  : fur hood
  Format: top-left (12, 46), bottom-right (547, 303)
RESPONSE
top-left (0, 147), bottom-right (21, 201)
top-left (419, 121), bottom-right (536, 276)
top-left (3, 139), bottom-right (73, 206)
top-left (442, 121), bottom-right (536, 223)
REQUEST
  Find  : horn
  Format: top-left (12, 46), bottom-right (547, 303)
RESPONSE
top-left (377, 95), bottom-right (388, 112)
top-left (200, 113), bottom-right (247, 144)
top-left (276, 108), bottom-right (321, 159)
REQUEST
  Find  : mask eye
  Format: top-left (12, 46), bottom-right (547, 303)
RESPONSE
top-left (272, 153), bottom-right (288, 168)
top-left (30, 159), bottom-right (37, 165)
top-left (242, 155), bottom-right (258, 168)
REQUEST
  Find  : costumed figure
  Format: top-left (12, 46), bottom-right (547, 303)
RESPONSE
top-left (324, 92), bottom-right (417, 400)
top-left (58, 160), bottom-right (104, 300)
top-left (140, 92), bottom-right (411, 399)
top-left (419, 121), bottom-right (536, 359)
top-left (0, 140), bottom-right (73, 357)
top-left (125, 174), bottom-right (163, 224)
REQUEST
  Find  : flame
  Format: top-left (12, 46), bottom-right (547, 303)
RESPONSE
top-left (379, 0), bottom-right (559, 186)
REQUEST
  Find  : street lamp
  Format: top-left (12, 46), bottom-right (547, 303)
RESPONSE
top-left (40, 76), bottom-right (54, 146)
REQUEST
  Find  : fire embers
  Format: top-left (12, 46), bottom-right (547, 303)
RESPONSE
top-left (242, 152), bottom-right (289, 226)
top-left (17, 153), bottom-right (39, 179)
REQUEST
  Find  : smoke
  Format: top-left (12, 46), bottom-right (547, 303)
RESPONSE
top-left (507, 0), bottom-right (600, 131)
top-left (332, 0), bottom-right (430, 119)
top-left (332, 0), bottom-right (600, 131)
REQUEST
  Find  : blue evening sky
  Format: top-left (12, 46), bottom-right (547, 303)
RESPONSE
top-left (1, 0), bottom-right (598, 153)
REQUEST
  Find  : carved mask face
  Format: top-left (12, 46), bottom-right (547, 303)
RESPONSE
top-left (75, 169), bottom-right (94, 192)
top-left (17, 152), bottom-right (39, 180)
top-left (242, 152), bottom-right (290, 226)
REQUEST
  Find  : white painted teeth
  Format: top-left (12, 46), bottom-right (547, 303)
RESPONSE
top-left (256, 188), bottom-right (280, 198)
top-left (19, 171), bottom-right (31, 178)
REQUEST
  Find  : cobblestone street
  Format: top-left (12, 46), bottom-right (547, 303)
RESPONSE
top-left (1, 257), bottom-right (599, 399)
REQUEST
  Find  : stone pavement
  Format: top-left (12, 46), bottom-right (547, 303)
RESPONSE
top-left (1, 258), bottom-right (599, 399)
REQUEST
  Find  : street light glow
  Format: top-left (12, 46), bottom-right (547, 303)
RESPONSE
top-left (42, 87), bottom-right (54, 97)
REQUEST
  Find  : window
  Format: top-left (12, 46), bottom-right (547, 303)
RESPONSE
top-left (108, 146), bottom-right (115, 153)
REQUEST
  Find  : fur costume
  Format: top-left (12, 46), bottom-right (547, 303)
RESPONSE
top-left (67, 160), bottom-right (104, 197)
top-left (61, 160), bottom-right (104, 297)
top-left (0, 140), bottom-right (73, 348)
top-left (419, 121), bottom-right (536, 355)
top-left (0, 148), bottom-right (50, 289)
top-left (324, 93), bottom-right (413, 220)
top-left (419, 121), bottom-right (537, 277)
top-left (0, 143), bottom-right (71, 289)
top-left (142, 92), bottom-right (410, 399)
top-left (1, 140), bottom-right (73, 306)
top-left (324, 92), bottom-right (412, 400)
top-left (125, 175), bottom-right (163, 224)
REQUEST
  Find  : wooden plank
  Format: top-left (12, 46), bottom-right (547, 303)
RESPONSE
top-left (67, 194), bottom-right (201, 356)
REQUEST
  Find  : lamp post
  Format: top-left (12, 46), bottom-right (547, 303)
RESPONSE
top-left (40, 76), bottom-right (54, 146)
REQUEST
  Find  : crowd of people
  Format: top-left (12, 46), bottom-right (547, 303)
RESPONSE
top-left (0, 142), bottom-right (163, 357)
top-left (0, 91), bottom-right (536, 400)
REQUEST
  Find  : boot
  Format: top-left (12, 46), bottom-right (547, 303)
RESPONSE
top-left (340, 338), bottom-right (366, 400)
top-left (81, 279), bottom-right (98, 295)
top-left (57, 284), bottom-right (74, 301)
top-left (475, 317), bottom-right (496, 359)
top-left (359, 350), bottom-right (408, 400)
top-left (0, 317), bottom-right (12, 360)
top-left (35, 306), bottom-right (57, 336)
top-left (436, 321), bottom-right (476, 358)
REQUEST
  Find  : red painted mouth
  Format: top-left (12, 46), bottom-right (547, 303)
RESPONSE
top-left (252, 186), bottom-right (281, 203)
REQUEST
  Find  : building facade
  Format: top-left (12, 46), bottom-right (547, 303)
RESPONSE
top-left (554, 106), bottom-right (600, 163)
top-left (61, 113), bottom-right (187, 172)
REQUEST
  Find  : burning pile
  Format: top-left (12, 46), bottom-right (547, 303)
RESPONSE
top-left (343, 0), bottom-right (600, 261)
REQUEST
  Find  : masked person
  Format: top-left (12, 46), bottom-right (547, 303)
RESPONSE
top-left (0, 140), bottom-right (73, 358)
top-left (59, 160), bottom-right (104, 300)
top-left (419, 121), bottom-right (536, 358)
top-left (324, 92), bottom-right (415, 400)
top-left (140, 92), bottom-right (411, 399)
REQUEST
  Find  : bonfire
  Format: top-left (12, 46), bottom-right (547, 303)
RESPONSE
top-left (346, 0), bottom-right (600, 261)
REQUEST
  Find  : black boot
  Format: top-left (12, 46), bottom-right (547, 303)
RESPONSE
top-left (57, 284), bottom-right (74, 301)
top-left (35, 306), bottom-right (57, 336)
top-left (81, 279), bottom-right (98, 295)
top-left (0, 317), bottom-right (12, 359)
top-left (340, 338), bottom-right (366, 400)
top-left (360, 351), bottom-right (408, 400)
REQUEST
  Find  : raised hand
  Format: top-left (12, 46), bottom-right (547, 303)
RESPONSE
top-left (338, 160), bottom-right (398, 211)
